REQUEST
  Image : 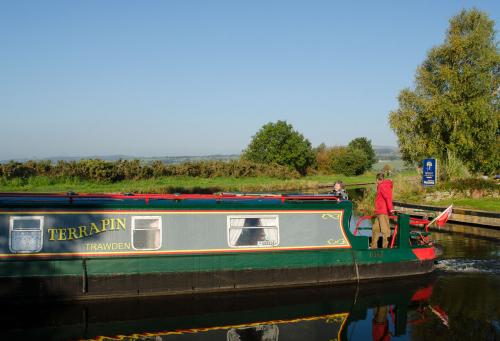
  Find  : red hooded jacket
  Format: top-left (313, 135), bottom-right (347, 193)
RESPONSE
top-left (375, 180), bottom-right (394, 215)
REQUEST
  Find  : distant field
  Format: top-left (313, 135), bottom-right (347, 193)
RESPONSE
top-left (141, 155), bottom-right (240, 165)
top-left (0, 154), bottom-right (241, 166)
top-left (372, 160), bottom-right (406, 171)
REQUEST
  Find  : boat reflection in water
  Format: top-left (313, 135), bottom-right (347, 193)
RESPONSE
top-left (1, 272), bottom-right (444, 341)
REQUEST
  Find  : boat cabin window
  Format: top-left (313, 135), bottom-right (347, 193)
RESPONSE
top-left (132, 216), bottom-right (162, 250)
top-left (9, 216), bottom-right (44, 253)
top-left (227, 215), bottom-right (279, 248)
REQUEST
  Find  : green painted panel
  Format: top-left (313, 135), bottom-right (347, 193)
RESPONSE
top-left (353, 248), bottom-right (419, 265)
top-left (0, 246), bottom-right (427, 278)
top-left (86, 258), bottom-right (139, 275)
top-left (136, 256), bottom-right (193, 273)
top-left (56, 259), bottom-right (83, 275)
top-left (219, 254), bottom-right (235, 270)
top-left (273, 252), bottom-right (318, 268)
top-left (0, 259), bottom-right (82, 276)
top-left (317, 250), bottom-right (353, 266)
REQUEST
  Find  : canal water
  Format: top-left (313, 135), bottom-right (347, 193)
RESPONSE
top-left (2, 189), bottom-right (500, 340)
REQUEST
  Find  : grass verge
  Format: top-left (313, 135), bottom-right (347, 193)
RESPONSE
top-left (0, 171), bottom-right (416, 193)
top-left (424, 197), bottom-right (500, 213)
top-left (2, 171), bottom-right (500, 213)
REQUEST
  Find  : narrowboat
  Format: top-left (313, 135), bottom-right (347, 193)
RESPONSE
top-left (0, 192), bottom-right (436, 300)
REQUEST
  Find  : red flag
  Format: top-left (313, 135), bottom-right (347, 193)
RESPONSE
top-left (436, 204), bottom-right (453, 226)
top-left (430, 305), bottom-right (449, 327)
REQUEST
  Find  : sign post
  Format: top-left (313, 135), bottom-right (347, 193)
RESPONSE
top-left (423, 159), bottom-right (437, 187)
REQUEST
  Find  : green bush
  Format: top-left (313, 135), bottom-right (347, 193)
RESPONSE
top-left (439, 178), bottom-right (499, 195)
top-left (75, 158), bottom-right (118, 182)
top-left (352, 187), bottom-right (377, 215)
top-left (116, 159), bottom-right (141, 180)
top-left (1, 160), bottom-right (36, 179)
top-left (331, 147), bottom-right (369, 176)
top-left (347, 137), bottom-right (377, 170)
top-left (1, 158), bottom-right (301, 183)
top-left (439, 151), bottom-right (471, 181)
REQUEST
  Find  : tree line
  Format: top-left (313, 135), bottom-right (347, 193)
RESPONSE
top-left (241, 120), bottom-right (378, 177)
top-left (0, 158), bottom-right (301, 182)
top-left (1, 123), bottom-right (379, 182)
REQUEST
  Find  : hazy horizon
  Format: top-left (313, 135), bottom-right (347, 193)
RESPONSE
top-left (0, 145), bottom-right (400, 164)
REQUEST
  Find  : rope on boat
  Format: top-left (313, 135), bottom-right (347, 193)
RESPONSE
top-left (410, 230), bottom-right (429, 245)
top-left (350, 249), bottom-right (360, 285)
top-left (82, 260), bottom-right (88, 293)
top-left (348, 250), bottom-right (360, 341)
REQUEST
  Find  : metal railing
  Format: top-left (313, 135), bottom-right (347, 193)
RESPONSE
top-left (354, 215), bottom-right (431, 248)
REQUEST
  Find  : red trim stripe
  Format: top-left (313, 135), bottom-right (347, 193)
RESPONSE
top-left (0, 244), bottom-right (352, 259)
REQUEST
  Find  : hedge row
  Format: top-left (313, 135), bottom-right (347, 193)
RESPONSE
top-left (437, 178), bottom-right (500, 194)
top-left (0, 158), bottom-right (301, 182)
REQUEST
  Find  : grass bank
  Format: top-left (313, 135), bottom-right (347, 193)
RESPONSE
top-left (419, 197), bottom-right (500, 213)
top-left (0, 171), bottom-right (401, 194)
top-left (2, 171), bottom-right (498, 214)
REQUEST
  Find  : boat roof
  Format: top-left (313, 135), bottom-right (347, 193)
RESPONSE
top-left (0, 192), bottom-right (346, 206)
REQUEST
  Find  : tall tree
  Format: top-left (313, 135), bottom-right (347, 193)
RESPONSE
top-left (327, 145), bottom-right (348, 174)
top-left (332, 146), bottom-right (369, 176)
top-left (242, 120), bottom-right (316, 175)
top-left (348, 137), bottom-right (377, 170)
top-left (389, 8), bottom-right (500, 173)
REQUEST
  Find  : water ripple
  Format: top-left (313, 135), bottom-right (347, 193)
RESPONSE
top-left (436, 259), bottom-right (500, 274)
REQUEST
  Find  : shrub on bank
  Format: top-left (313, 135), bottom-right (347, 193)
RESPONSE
top-left (438, 178), bottom-right (500, 196)
top-left (439, 151), bottom-right (471, 181)
top-left (0, 160), bottom-right (54, 179)
top-left (352, 187), bottom-right (377, 216)
top-left (0, 158), bottom-right (301, 183)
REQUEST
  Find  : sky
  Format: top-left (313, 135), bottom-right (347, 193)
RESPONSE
top-left (1, 1), bottom-right (500, 160)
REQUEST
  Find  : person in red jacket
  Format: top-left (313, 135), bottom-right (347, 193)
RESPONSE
top-left (371, 173), bottom-right (395, 249)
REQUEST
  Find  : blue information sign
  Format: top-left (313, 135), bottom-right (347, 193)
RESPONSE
top-left (423, 159), bottom-right (436, 187)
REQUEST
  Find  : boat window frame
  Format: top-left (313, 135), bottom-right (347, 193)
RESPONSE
top-left (131, 215), bottom-right (162, 251)
top-left (9, 216), bottom-right (44, 254)
top-left (226, 214), bottom-right (280, 248)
